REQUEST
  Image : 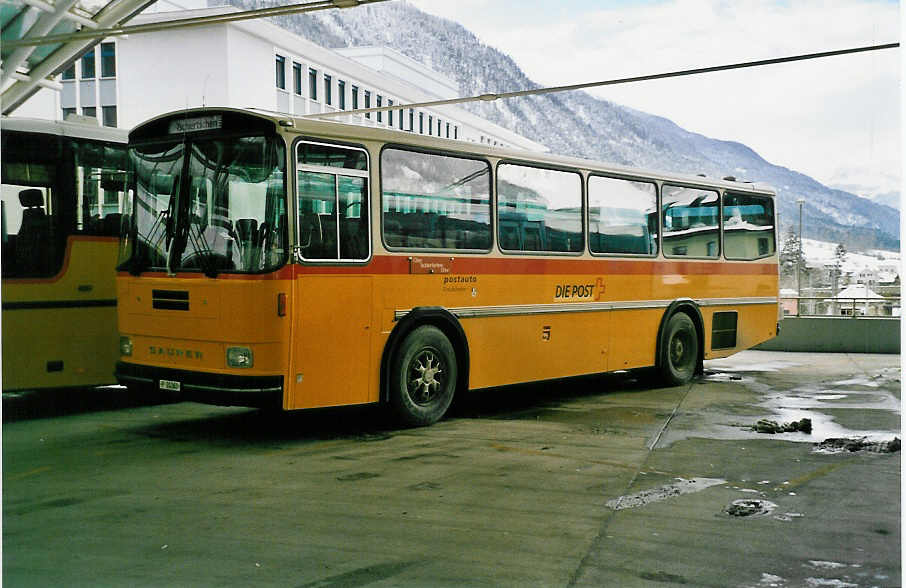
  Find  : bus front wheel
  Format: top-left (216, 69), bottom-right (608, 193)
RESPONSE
top-left (659, 312), bottom-right (698, 386)
top-left (390, 325), bottom-right (457, 427)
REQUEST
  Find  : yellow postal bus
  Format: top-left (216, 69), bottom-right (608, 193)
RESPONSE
top-left (2, 117), bottom-right (129, 391)
top-left (115, 108), bottom-right (778, 425)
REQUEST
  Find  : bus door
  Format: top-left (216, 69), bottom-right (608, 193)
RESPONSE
top-left (289, 141), bottom-right (372, 409)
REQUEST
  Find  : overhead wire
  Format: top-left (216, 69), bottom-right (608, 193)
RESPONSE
top-left (302, 42), bottom-right (899, 119)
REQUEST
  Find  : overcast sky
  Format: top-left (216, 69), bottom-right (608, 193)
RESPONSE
top-left (409, 0), bottom-right (901, 196)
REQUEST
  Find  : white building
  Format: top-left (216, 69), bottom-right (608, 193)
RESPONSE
top-left (825, 284), bottom-right (889, 317)
top-left (22, 3), bottom-right (545, 152)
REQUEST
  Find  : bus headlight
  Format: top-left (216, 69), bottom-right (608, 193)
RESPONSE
top-left (226, 346), bottom-right (254, 368)
top-left (120, 336), bottom-right (133, 356)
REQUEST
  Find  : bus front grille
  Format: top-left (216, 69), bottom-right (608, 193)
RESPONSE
top-left (152, 289), bottom-right (189, 311)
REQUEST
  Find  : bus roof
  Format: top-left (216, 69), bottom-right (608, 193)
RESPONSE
top-left (1, 116), bottom-right (128, 143)
top-left (131, 107), bottom-right (777, 196)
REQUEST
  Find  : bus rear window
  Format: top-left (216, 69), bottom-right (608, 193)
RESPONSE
top-left (723, 193), bottom-right (775, 260)
top-left (381, 147), bottom-right (491, 251)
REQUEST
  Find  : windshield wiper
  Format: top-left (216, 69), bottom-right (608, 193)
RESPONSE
top-left (185, 222), bottom-right (221, 278)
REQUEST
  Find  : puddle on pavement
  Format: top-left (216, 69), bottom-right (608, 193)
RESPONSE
top-left (724, 498), bottom-right (778, 517)
top-left (658, 362), bottom-right (900, 448)
top-left (814, 437), bottom-right (900, 454)
top-left (606, 477), bottom-right (725, 510)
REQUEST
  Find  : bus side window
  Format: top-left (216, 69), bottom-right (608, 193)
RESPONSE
top-left (74, 139), bottom-right (129, 235)
top-left (723, 193), bottom-right (776, 260)
top-left (496, 164), bottom-right (582, 254)
top-left (588, 175), bottom-right (658, 256)
top-left (15, 188), bottom-right (54, 274)
top-left (297, 141), bottom-right (370, 262)
top-left (2, 131), bottom-right (63, 278)
top-left (662, 185), bottom-right (720, 259)
top-left (380, 147), bottom-right (491, 252)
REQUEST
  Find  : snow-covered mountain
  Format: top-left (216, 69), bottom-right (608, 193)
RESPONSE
top-left (234, 0), bottom-right (900, 251)
top-left (827, 167), bottom-right (901, 210)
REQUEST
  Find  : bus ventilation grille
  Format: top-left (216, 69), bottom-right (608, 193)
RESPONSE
top-left (711, 311), bottom-right (738, 349)
top-left (152, 289), bottom-right (189, 311)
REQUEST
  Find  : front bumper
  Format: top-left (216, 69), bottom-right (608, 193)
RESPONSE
top-left (116, 361), bottom-right (283, 409)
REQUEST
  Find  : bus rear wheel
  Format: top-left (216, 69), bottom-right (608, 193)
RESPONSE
top-left (659, 312), bottom-right (698, 386)
top-left (390, 325), bottom-right (457, 427)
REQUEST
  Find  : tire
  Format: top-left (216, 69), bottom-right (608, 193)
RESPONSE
top-left (659, 312), bottom-right (699, 386)
top-left (389, 325), bottom-right (457, 427)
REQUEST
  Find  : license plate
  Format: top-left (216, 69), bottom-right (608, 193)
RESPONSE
top-left (159, 379), bottom-right (181, 392)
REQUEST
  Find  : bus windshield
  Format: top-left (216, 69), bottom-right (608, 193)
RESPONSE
top-left (123, 135), bottom-right (287, 275)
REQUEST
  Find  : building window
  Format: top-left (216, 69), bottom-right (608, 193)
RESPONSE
top-left (102, 105), bottom-right (117, 127)
top-left (81, 50), bottom-right (95, 79)
top-left (293, 62), bottom-right (302, 95)
top-left (324, 74), bottom-right (332, 105)
top-left (408, 109), bottom-right (414, 132)
top-left (338, 80), bottom-right (346, 109)
top-left (364, 90), bottom-right (371, 118)
top-left (309, 68), bottom-right (317, 100)
top-left (62, 107), bottom-right (76, 119)
top-left (351, 85), bottom-right (358, 110)
top-left (376, 95), bottom-right (382, 123)
top-left (82, 106), bottom-right (97, 118)
top-left (275, 55), bottom-right (286, 90)
top-left (387, 100), bottom-right (393, 126)
top-left (419, 112), bottom-right (424, 134)
top-left (62, 64), bottom-right (75, 81)
top-left (428, 115), bottom-right (433, 135)
top-left (100, 42), bottom-right (116, 77)
top-left (399, 108), bottom-right (404, 130)
top-left (454, 126), bottom-right (458, 140)
top-left (446, 122), bottom-right (450, 138)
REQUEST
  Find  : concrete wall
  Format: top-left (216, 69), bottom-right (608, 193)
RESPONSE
top-left (755, 317), bottom-right (900, 353)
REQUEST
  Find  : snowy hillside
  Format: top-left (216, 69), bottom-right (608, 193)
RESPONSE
top-left (232, 0), bottom-right (900, 251)
top-left (802, 239), bottom-right (900, 277)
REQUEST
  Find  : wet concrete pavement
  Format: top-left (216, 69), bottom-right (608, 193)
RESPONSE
top-left (3, 351), bottom-right (900, 587)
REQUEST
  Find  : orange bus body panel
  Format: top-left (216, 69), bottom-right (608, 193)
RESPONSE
top-left (3, 237), bottom-right (120, 391)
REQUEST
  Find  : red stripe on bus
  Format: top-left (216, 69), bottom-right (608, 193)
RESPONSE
top-left (117, 255), bottom-right (777, 280)
top-left (290, 256), bottom-right (778, 276)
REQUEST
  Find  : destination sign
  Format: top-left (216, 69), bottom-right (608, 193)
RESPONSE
top-left (168, 115), bottom-right (223, 134)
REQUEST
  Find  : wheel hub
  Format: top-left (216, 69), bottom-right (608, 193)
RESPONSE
top-left (410, 352), bottom-right (443, 404)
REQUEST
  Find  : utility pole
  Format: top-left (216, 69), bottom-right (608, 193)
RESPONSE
top-left (797, 198), bottom-right (805, 316)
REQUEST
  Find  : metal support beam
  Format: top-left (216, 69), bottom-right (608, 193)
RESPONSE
top-left (5, 69), bottom-right (64, 91)
top-left (22, 0), bottom-right (100, 28)
top-left (2, 0), bottom-right (158, 114)
top-left (1, 0), bottom-right (81, 86)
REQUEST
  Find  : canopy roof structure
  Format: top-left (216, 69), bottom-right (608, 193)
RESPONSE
top-left (1, 0), bottom-right (382, 116)
top-left (1, 0), bottom-right (158, 115)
